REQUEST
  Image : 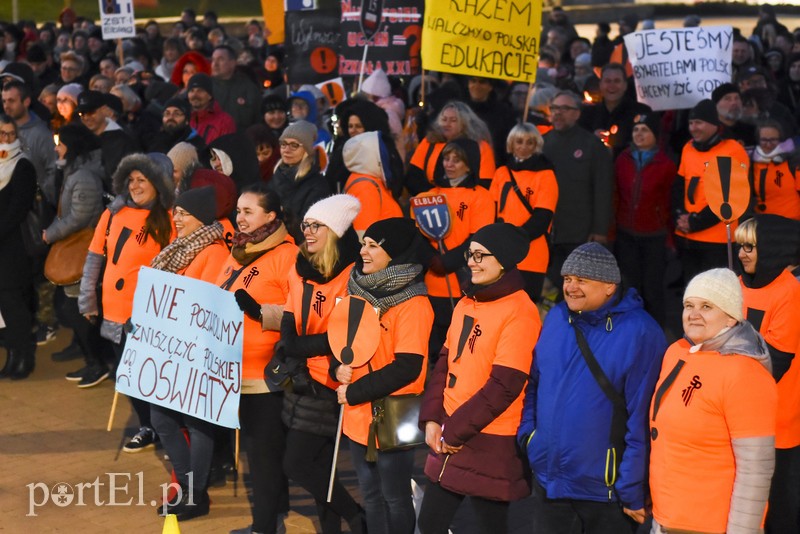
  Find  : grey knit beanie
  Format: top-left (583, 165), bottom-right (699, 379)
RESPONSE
top-left (561, 242), bottom-right (621, 284)
top-left (280, 120), bottom-right (317, 155)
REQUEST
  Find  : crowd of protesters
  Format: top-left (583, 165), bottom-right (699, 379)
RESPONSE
top-left (1, 3), bottom-right (800, 534)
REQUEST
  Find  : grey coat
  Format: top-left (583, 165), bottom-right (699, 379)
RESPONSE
top-left (45, 150), bottom-right (104, 243)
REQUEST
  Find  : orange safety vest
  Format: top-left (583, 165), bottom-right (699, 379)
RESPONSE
top-left (409, 138), bottom-right (497, 185)
top-left (216, 239), bottom-right (297, 381)
top-left (490, 166), bottom-right (559, 273)
top-left (442, 289), bottom-right (540, 436)
top-left (675, 139), bottom-right (750, 243)
top-left (88, 207), bottom-right (174, 325)
top-left (649, 340), bottom-right (776, 532)
top-left (415, 186), bottom-right (495, 298)
top-left (285, 263), bottom-right (354, 389)
top-left (344, 173), bottom-right (402, 234)
top-left (220, 218), bottom-right (236, 249)
top-left (751, 159), bottom-right (800, 221)
top-left (741, 270), bottom-right (800, 448)
top-left (342, 295), bottom-right (434, 446)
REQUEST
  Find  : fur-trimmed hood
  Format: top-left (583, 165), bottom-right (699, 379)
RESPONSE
top-left (112, 153), bottom-right (175, 210)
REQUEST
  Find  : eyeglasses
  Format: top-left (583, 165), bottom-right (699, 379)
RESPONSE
top-left (0, 129), bottom-right (16, 139)
top-left (300, 221), bottom-right (326, 234)
top-left (464, 250), bottom-right (494, 263)
top-left (759, 137), bottom-right (780, 144)
top-left (738, 243), bottom-right (756, 253)
top-left (280, 141), bottom-right (302, 150)
top-left (549, 104), bottom-right (579, 113)
top-left (172, 208), bottom-right (191, 219)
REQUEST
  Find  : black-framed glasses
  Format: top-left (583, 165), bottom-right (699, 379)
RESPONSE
top-left (280, 141), bottom-right (302, 150)
top-left (738, 243), bottom-right (756, 253)
top-left (549, 104), bottom-right (579, 113)
top-left (465, 250), bottom-right (494, 263)
top-left (300, 221), bottom-right (326, 234)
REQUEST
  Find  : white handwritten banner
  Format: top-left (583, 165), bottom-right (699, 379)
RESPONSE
top-left (624, 26), bottom-right (734, 111)
top-left (116, 267), bottom-right (244, 429)
top-left (422, 0), bottom-right (542, 83)
top-left (98, 0), bottom-right (135, 40)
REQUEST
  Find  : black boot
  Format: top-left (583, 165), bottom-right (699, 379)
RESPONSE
top-left (0, 350), bottom-right (18, 378)
top-left (9, 349), bottom-right (34, 380)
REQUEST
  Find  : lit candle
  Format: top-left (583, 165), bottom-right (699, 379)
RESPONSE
top-left (53, 134), bottom-right (59, 146)
top-left (583, 91), bottom-right (593, 103)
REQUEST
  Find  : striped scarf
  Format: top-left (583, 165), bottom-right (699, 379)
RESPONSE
top-left (151, 221), bottom-right (224, 273)
top-left (347, 263), bottom-right (427, 317)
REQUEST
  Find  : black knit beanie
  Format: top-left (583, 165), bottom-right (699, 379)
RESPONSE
top-left (364, 218), bottom-right (419, 262)
top-left (175, 186), bottom-right (217, 226)
top-left (471, 223), bottom-right (529, 271)
top-left (689, 99), bottom-right (721, 127)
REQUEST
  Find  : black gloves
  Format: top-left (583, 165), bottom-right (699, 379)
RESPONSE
top-left (235, 289), bottom-right (261, 321)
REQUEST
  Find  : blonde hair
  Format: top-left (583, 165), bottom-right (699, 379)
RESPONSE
top-left (506, 123), bottom-right (544, 155)
top-left (300, 230), bottom-right (340, 279)
top-left (734, 217), bottom-right (757, 245)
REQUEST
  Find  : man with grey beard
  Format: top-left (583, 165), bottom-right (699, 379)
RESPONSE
top-left (712, 83), bottom-right (755, 146)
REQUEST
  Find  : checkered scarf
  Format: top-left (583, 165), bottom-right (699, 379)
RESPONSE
top-left (348, 263), bottom-right (427, 317)
top-left (151, 221), bottom-right (224, 273)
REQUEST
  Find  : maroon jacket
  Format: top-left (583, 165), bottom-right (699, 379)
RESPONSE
top-left (190, 101), bottom-right (236, 144)
top-left (614, 147), bottom-right (676, 235)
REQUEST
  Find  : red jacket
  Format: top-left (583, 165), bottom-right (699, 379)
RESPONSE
top-left (190, 101), bottom-right (236, 144)
top-left (614, 148), bottom-right (676, 235)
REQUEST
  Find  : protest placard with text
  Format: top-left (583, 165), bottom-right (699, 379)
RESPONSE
top-left (285, 9), bottom-right (342, 85)
top-left (421, 0), bottom-right (541, 83)
top-left (99, 0), bottom-right (135, 40)
top-left (116, 267), bottom-right (244, 429)
top-left (624, 26), bottom-right (734, 111)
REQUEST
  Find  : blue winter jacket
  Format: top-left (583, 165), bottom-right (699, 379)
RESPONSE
top-left (518, 288), bottom-right (666, 509)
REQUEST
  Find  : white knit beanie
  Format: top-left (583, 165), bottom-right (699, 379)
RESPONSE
top-left (362, 69), bottom-right (391, 98)
top-left (303, 194), bottom-right (361, 238)
top-left (684, 268), bottom-right (743, 322)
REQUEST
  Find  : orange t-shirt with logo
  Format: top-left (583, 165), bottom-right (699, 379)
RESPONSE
top-left (649, 339), bottom-right (777, 533)
top-left (675, 139), bottom-right (749, 243)
top-left (415, 186), bottom-right (494, 298)
top-left (285, 263), bottom-right (354, 389)
top-left (89, 207), bottom-right (174, 325)
top-left (344, 173), bottom-right (402, 234)
top-left (442, 289), bottom-right (539, 436)
top-left (219, 218), bottom-right (236, 249)
top-left (409, 138), bottom-right (496, 185)
top-left (490, 166), bottom-right (559, 273)
top-left (751, 160), bottom-right (800, 221)
top-left (741, 269), bottom-right (800, 448)
top-left (342, 295), bottom-right (434, 446)
top-left (215, 240), bottom-right (297, 381)
top-left (179, 241), bottom-right (228, 282)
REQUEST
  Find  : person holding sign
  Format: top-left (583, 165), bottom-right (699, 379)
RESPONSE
top-left (490, 124), bottom-right (559, 302)
top-left (672, 99), bottom-right (750, 281)
top-left (418, 222), bottom-right (539, 534)
top-left (418, 138), bottom-right (494, 365)
top-left (79, 152), bottom-right (175, 452)
top-left (273, 194), bottom-right (366, 534)
top-left (406, 101), bottom-right (496, 195)
top-left (149, 186), bottom-right (228, 520)
top-left (332, 217), bottom-right (433, 534)
top-left (734, 216), bottom-right (800, 533)
top-left (649, 269), bottom-right (776, 534)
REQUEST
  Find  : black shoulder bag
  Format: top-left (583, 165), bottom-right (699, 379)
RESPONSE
top-left (571, 321), bottom-right (628, 499)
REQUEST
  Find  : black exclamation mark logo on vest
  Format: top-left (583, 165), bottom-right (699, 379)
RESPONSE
top-left (340, 298), bottom-right (367, 365)
top-left (757, 167), bottom-right (768, 211)
top-left (112, 227), bottom-right (133, 291)
top-left (717, 156), bottom-right (733, 220)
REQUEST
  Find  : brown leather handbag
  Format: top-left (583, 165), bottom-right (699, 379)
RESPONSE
top-left (44, 226), bottom-right (95, 285)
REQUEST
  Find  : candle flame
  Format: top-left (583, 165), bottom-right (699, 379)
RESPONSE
top-left (583, 91), bottom-right (593, 103)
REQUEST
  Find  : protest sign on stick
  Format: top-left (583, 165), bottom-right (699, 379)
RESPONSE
top-left (285, 10), bottom-right (342, 85)
top-left (624, 26), bottom-right (734, 111)
top-left (99, 0), bottom-right (135, 40)
top-left (421, 0), bottom-right (542, 83)
top-left (115, 267), bottom-right (244, 429)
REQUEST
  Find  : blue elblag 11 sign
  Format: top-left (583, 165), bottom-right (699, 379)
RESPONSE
top-left (411, 194), bottom-right (451, 242)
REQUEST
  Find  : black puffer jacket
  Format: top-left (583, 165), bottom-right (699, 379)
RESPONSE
top-left (267, 158), bottom-right (330, 243)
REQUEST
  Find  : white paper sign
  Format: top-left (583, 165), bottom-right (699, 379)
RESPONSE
top-left (116, 267), bottom-right (244, 429)
top-left (624, 26), bottom-right (734, 111)
top-left (99, 0), bottom-right (136, 40)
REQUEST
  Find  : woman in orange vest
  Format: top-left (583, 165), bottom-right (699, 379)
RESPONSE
top-left (418, 222), bottom-right (541, 534)
top-left (148, 186), bottom-right (229, 520)
top-left (342, 131), bottom-right (402, 238)
top-left (649, 268), bottom-right (777, 534)
top-left (270, 194), bottom-right (367, 534)
top-left (79, 152), bottom-right (175, 453)
top-left (735, 215), bottom-right (800, 532)
top-left (490, 123), bottom-right (559, 302)
top-left (748, 119), bottom-right (800, 221)
top-left (333, 217), bottom-right (434, 534)
top-left (406, 101), bottom-right (496, 194)
top-left (216, 183), bottom-right (298, 534)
